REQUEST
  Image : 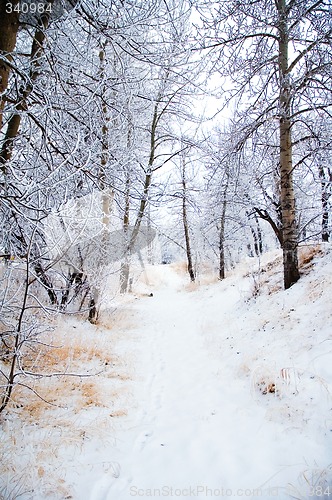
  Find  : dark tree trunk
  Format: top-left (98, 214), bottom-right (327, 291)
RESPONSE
top-left (247, 210), bottom-right (263, 257)
top-left (318, 165), bottom-right (331, 242)
top-left (277, 0), bottom-right (300, 289)
top-left (1, 9), bottom-right (52, 173)
top-left (88, 297), bottom-right (98, 324)
top-left (253, 212), bottom-right (263, 255)
top-left (120, 168), bottom-right (131, 293)
top-left (219, 193), bottom-right (227, 280)
top-left (183, 195), bottom-right (195, 282)
top-left (61, 271), bottom-right (84, 310)
top-left (0, 1), bottom-right (20, 134)
top-left (181, 157), bottom-right (195, 282)
top-left (34, 262), bottom-right (58, 306)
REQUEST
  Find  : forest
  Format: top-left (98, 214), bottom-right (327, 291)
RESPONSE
top-left (0, 0), bottom-right (331, 414)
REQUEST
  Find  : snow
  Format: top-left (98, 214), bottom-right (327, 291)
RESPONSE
top-left (1, 246), bottom-right (332, 500)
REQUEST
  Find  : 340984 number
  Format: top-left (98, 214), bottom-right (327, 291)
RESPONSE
top-left (5, 2), bottom-right (52, 14)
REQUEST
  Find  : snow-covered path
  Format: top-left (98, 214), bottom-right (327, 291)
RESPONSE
top-left (119, 283), bottom-right (240, 490)
top-left (88, 264), bottom-right (329, 500)
top-left (90, 269), bottom-right (254, 499)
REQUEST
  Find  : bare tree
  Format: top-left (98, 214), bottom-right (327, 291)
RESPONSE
top-left (179, 147), bottom-right (196, 282)
top-left (197, 0), bottom-right (332, 288)
top-left (0, 1), bottom-right (20, 132)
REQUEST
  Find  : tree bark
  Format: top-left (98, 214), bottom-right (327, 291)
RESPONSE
top-left (88, 297), bottom-right (98, 324)
top-left (318, 165), bottom-right (331, 242)
top-left (0, 1), bottom-right (20, 133)
top-left (181, 156), bottom-right (195, 282)
top-left (34, 261), bottom-right (58, 306)
top-left (218, 187), bottom-right (228, 280)
top-left (277, 0), bottom-right (300, 289)
top-left (183, 195), bottom-right (195, 282)
top-left (247, 211), bottom-right (263, 258)
top-left (1, 8), bottom-right (51, 173)
top-left (120, 168), bottom-right (131, 293)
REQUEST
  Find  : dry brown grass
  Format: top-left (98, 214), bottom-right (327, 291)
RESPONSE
top-left (24, 343), bottom-right (104, 373)
top-left (76, 380), bottom-right (106, 408)
top-left (170, 261), bottom-right (188, 274)
top-left (21, 323), bottom-right (117, 373)
top-left (3, 315), bottom-right (132, 420)
top-left (261, 255), bottom-right (283, 274)
top-left (298, 244), bottom-right (323, 270)
top-left (8, 373), bottom-right (109, 419)
top-left (98, 307), bottom-right (137, 331)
